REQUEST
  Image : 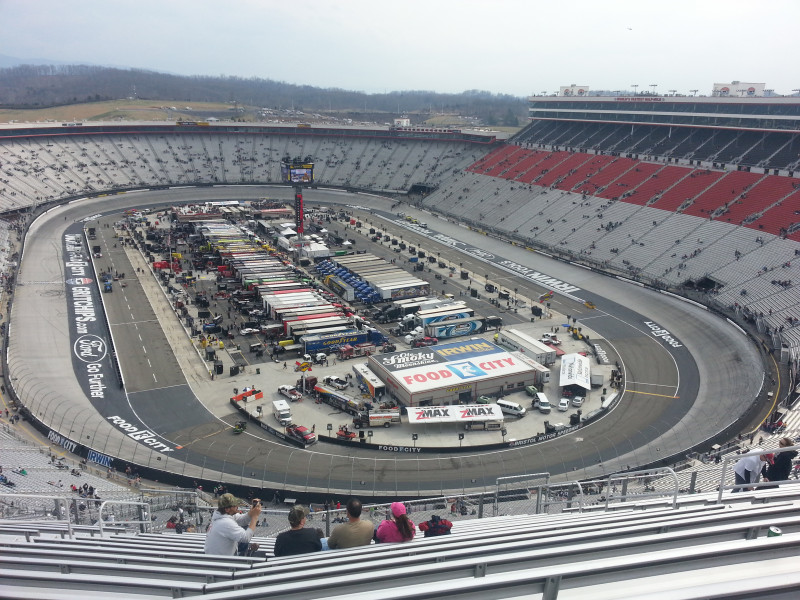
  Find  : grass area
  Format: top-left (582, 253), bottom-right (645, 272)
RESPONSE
top-left (0, 99), bottom-right (236, 123)
top-left (0, 100), bottom-right (523, 135)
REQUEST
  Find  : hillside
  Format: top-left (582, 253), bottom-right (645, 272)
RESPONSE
top-left (0, 64), bottom-right (527, 128)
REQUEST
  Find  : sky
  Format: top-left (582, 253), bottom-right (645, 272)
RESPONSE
top-left (1, 0), bottom-right (799, 97)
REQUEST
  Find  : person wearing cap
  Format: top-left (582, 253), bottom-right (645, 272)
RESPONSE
top-left (732, 448), bottom-right (769, 492)
top-left (376, 502), bottom-right (415, 543)
top-left (204, 493), bottom-right (261, 555)
top-left (327, 498), bottom-right (374, 549)
top-left (273, 505), bottom-right (322, 557)
top-left (762, 438), bottom-right (798, 486)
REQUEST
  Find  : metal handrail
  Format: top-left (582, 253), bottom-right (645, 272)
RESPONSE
top-left (0, 493), bottom-right (73, 536)
top-left (97, 499), bottom-right (152, 535)
top-left (717, 444), bottom-right (800, 503)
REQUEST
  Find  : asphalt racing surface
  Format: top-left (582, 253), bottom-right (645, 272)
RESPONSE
top-left (9, 187), bottom-right (764, 496)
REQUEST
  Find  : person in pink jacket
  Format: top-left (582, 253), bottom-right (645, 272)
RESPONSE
top-left (376, 502), bottom-right (415, 543)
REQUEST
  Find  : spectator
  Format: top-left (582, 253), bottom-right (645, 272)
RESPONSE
top-left (418, 514), bottom-right (453, 537)
top-left (273, 505), bottom-right (322, 557)
top-left (328, 498), bottom-right (374, 549)
top-left (376, 502), bottom-right (415, 543)
top-left (762, 438), bottom-right (798, 486)
top-left (203, 494), bottom-right (260, 556)
top-left (733, 449), bottom-right (769, 492)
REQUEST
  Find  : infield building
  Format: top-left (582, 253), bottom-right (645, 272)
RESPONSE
top-left (368, 339), bottom-right (544, 406)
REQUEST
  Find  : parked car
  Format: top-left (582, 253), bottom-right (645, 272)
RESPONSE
top-left (558, 398), bottom-right (570, 412)
top-left (323, 376), bottom-right (348, 390)
top-left (540, 333), bottom-right (561, 345)
top-left (571, 396), bottom-right (585, 408)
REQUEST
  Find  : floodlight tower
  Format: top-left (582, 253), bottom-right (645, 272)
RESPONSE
top-left (281, 154), bottom-right (315, 264)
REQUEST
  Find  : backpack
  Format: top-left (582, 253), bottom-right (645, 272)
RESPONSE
top-left (423, 518), bottom-right (451, 537)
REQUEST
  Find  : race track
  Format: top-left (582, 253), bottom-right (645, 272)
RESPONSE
top-left (8, 186), bottom-right (764, 496)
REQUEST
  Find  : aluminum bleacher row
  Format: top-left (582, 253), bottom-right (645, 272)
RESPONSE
top-left (0, 133), bottom-right (483, 213)
top-left (1, 486), bottom-right (799, 599)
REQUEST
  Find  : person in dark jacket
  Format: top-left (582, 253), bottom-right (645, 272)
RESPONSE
top-left (763, 437), bottom-right (798, 486)
top-left (418, 514), bottom-right (453, 537)
top-left (273, 505), bottom-right (322, 557)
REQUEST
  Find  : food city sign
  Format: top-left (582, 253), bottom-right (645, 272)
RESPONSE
top-left (644, 321), bottom-right (683, 348)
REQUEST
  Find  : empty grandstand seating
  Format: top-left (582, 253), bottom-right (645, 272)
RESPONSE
top-left (749, 188), bottom-right (800, 240)
top-left (682, 170), bottom-right (763, 218)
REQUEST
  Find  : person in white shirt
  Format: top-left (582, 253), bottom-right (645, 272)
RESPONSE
top-left (204, 494), bottom-right (261, 555)
top-left (733, 449), bottom-right (771, 492)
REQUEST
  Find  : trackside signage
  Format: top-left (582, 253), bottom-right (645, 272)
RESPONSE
top-left (48, 429), bottom-right (78, 453)
top-left (497, 260), bottom-right (581, 294)
top-left (508, 424), bottom-right (581, 447)
top-left (106, 416), bottom-right (174, 453)
top-left (87, 450), bottom-right (113, 468)
top-left (380, 213), bottom-right (581, 294)
top-left (62, 232), bottom-right (178, 456)
top-left (644, 321), bottom-right (683, 348)
top-left (64, 234), bottom-right (109, 400)
top-left (407, 404), bottom-right (503, 424)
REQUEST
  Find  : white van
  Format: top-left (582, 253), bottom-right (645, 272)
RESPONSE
top-left (496, 399), bottom-right (526, 418)
top-left (272, 399), bottom-right (293, 426)
top-left (533, 393), bottom-right (551, 414)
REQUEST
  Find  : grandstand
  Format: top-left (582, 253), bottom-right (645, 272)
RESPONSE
top-left (423, 93), bottom-right (800, 351)
top-left (2, 451), bottom-right (800, 599)
top-left (1, 98), bottom-right (799, 596)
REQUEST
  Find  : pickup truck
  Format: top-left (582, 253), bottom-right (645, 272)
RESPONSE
top-left (286, 424), bottom-right (317, 445)
top-left (277, 385), bottom-right (303, 402)
top-left (539, 333), bottom-right (561, 345)
top-left (411, 336), bottom-right (438, 348)
top-left (323, 376), bottom-right (349, 390)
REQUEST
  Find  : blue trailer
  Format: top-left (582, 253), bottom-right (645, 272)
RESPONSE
top-left (301, 329), bottom-right (386, 353)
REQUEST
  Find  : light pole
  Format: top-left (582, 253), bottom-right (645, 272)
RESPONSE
top-left (631, 84), bottom-right (639, 96)
top-left (668, 89), bottom-right (676, 96)
top-left (690, 89), bottom-right (698, 97)
top-left (650, 84), bottom-right (658, 96)
top-left (458, 433), bottom-right (464, 448)
top-left (412, 433), bottom-right (418, 448)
